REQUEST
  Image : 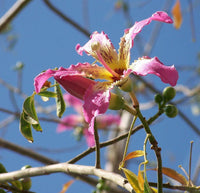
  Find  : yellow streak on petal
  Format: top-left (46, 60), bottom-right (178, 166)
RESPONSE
top-left (118, 36), bottom-right (130, 71)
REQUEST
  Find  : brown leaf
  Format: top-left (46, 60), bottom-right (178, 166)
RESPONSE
top-left (123, 150), bottom-right (144, 162)
top-left (151, 167), bottom-right (188, 185)
top-left (171, 0), bottom-right (182, 29)
top-left (59, 180), bottom-right (74, 193)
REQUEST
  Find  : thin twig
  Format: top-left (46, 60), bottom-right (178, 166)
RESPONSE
top-left (135, 75), bottom-right (200, 136)
top-left (43, 0), bottom-right (90, 38)
top-left (94, 120), bottom-right (101, 168)
top-left (0, 0), bottom-right (32, 32)
top-left (149, 182), bottom-right (200, 192)
top-left (68, 109), bottom-right (164, 164)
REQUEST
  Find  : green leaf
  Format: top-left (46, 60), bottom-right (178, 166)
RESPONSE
top-left (23, 95), bottom-right (42, 132)
top-left (0, 163), bottom-right (7, 173)
top-left (38, 91), bottom-right (57, 98)
top-left (23, 95), bottom-right (38, 124)
top-left (19, 113), bottom-right (33, 143)
top-left (121, 168), bottom-right (143, 193)
top-left (144, 178), bottom-right (152, 193)
top-left (10, 180), bottom-right (23, 191)
top-left (23, 111), bottom-right (38, 125)
top-left (54, 82), bottom-right (66, 118)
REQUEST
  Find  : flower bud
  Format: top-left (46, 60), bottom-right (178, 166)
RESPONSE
top-left (108, 93), bottom-right (125, 110)
top-left (163, 86), bottom-right (176, 102)
top-left (154, 93), bottom-right (163, 104)
top-left (165, 104), bottom-right (178, 118)
top-left (119, 77), bottom-right (133, 92)
top-left (20, 177), bottom-right (32, 191)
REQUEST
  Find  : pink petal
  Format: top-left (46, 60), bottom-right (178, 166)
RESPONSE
top-left (83, 129), bottom-right (95, 147)
top-left (76, 31), bottom-right (118, 71)
top-left (34, 69), bottom-right (57, 93)
top-left (83, 83), bottom-right (111, 134)
top-left (34, 63), bottom-right (112, 94)
top-left (68, 62), bottom-right (113, 81)
top-left (96, 114), bottom-right (121, 129)
top-left (55, 75), bottom-right (95, 100)
top-left (129, 56), bottom-right (178, 86)
top-left (57, 115), bottom-right (82, 133)
top-left (63, 94), bottom-right (83, 114)
top-left (123, 11), bottom-right (173, 50)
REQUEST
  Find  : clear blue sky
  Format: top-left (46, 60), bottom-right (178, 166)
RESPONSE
top-left (0, 1), bottom-right (200, 192)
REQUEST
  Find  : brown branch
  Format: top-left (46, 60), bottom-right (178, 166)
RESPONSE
top-left (0, 0), bottom-right (32, 32)
top-left (43, 0), bottom-right (90, 38)
top-left (149, 182), bottom-right (200, 192)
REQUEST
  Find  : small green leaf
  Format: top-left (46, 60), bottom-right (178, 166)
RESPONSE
top-left (23, 95), bottom-right (42, 132)
top-left (23, 111), bottom-right (38, 125)
top-left (55, 82), bottom-right (66, 118)
top-left (144, 178), bottom-right (152, 193)
top-left (23, 95), bottom-right (39, 124)
top-left (32, 123), bottom-right (42, 132)
top-left (121, 168), bottom-right (143, 193)
top-left (38, 91), bottom-right (57, 98)
top-left (0, 163), bottom-right (7, 173)
top-left (19, 113), bottom-right (33, 143)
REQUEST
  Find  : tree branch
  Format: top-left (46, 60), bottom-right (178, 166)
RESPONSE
top-left (0, 0), bottom-right (32, 32)
top-left (0, 163), bottom-right (133, 193)
top-left (43, 0), bottom-right (90, 38)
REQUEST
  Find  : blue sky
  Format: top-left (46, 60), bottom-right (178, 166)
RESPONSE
top-left (0, 1), bottom-right (200, 192)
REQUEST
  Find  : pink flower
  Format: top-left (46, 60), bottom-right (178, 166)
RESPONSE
top-left (34, 11), bottom-right (178, 134)
top-left (57, 94), bottom-right (120, 147)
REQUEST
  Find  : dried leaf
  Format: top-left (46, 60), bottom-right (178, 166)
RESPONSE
top-left (171, 0), bottom-right (182, 29)
top-left (123, 150), bottom-right (145, 162)
top-left (151, 167), bottom-right (188, 185)
top-left (59, 180), bottom-right (74, 193)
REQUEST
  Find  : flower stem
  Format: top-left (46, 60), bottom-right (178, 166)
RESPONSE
top-left (136, 106), bottom-right (163, 193)
top-left (120, 115), bottom-right (137, 169)
top-left (94, 119), bottom-right (101, 169)
top-left (128, 91), bottom-right (163, 192)
top-left (143, 134), bottom-right (150, 179)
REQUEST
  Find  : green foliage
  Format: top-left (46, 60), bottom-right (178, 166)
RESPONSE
top-left (19, 94), bottom-right (42, 142)
top-left (54, 82), bottom-right (66, 118)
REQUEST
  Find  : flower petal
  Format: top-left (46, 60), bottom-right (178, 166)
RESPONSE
top-left (68, 62), bottom-right (113, 81)
top-left (83, 83), bottom-right (111, 134)
top-left (76, 31), bottom-right (119, 71)
top-left (118, 11), bottom-right (173, 70)
top-left (83, 129), bottom-right (95, 147)
top-left (34, 69), bottom-right (57, 93)
top-left (63, 94), bottom-right (83, 114)
top-left (129, 56), bottom-right (178, 86)
top-left (55, 75), bottom-right (96, 100)
top-left (96, 114), bottom-right (121, 129)
top-left (57, 115), bottom-right (83, 132)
